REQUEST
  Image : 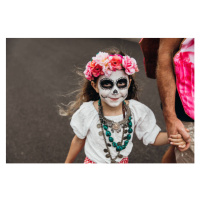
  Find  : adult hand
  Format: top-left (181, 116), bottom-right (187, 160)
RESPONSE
top-left (165, 115), bottom-right (191, 151)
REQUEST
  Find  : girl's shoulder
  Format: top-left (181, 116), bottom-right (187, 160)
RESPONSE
top-left (72, 101), bottom-right (98, 118)
top-left (80, 100), bottom-right (97, 111)
top-left (70, 101), bottom-right (98, 139)
top-left (128, 99), bottom-right (149, 109)
top-left (128, 99), bottom-right (153, 115)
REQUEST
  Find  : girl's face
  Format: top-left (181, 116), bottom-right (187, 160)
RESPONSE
top-left (97, 70), bottom-right (130, 107)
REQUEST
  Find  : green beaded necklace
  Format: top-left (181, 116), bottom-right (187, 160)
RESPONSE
top-left (98, 99), bottom-right (133, 163)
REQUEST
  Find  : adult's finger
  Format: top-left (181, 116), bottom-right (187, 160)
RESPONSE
top-left (178, 128), bottom-right (191, 143)
top-left (170, 134), bottom-right (182, 139)
top-left (178, 142), bottom-right (190, 151)
top-left (178, 144), bottom-right (186, 148)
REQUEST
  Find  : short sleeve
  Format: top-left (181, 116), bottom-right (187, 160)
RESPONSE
top-left (134, 108), bottom-right (161, 145)
top-left (129, 100), bottom-right (161, 145)
top-left (70, 101), bottom-right (97, 139)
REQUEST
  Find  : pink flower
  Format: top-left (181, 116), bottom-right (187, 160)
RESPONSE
top-left (109, 55), bottom-right (122, 71)
top-left (102, 65), bottom-right (113, 77)
top-left (84, 52), bottom-right (139, 81)
top-left (84, 61), bottom-right (94, 81)
top-left (90, 61), bottom-right (104, 77)
top-left (92, 52), bottom-right (109, 67)
top-left (122, 56), bottom-right (138, 75)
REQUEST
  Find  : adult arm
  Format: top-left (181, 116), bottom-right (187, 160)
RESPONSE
top-left (65, 135), bottom-right (86, 163)
top-left (156, 38), bottom-right (190, 151)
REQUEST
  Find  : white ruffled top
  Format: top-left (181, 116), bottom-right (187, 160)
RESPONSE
top-left (70, 99), bottom-right (161, 163)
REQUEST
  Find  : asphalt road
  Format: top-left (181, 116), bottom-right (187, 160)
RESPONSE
top-left (6, 38), bottom-right (169, 163)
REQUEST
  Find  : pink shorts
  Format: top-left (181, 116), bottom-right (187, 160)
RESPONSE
top-left (84, 157), bottom-right (129, 164)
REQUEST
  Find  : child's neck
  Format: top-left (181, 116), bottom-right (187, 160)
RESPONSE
top-left (101, 101), bottom-right (123, 116)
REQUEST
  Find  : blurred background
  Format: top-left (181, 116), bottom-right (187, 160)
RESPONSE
top-left (6, 38), bottom-right (169, 163)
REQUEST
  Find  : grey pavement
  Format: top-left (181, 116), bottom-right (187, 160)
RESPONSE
top-left (6, 38), bottom-right (169, 163)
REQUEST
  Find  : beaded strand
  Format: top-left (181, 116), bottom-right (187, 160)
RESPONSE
top-left (98, 99), bottom-right (133, 152)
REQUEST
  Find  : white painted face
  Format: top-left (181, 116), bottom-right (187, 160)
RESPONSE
top-left (98, 70), bottom-right (129, 107)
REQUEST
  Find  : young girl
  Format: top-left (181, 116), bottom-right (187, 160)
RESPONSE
top-left (63, 47), bottom-right (187, 164)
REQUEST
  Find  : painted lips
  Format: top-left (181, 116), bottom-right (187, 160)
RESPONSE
top-left (110, 98), bottom-right (119, 101)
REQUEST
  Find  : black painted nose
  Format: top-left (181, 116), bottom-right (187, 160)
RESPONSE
top-left (113, 89), bottom-right (118, 94)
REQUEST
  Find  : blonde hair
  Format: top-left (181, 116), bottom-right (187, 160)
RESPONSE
top-left (58, 47), bottom-right (138, 117)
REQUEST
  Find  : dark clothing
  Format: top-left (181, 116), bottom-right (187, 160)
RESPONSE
top-left (175, 90), bottom-right (194, 122)
top-left (160, 90), bottom-right (194, 122)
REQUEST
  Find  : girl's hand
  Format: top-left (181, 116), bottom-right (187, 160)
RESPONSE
top-left (168, 133), bottom-right (187, 149)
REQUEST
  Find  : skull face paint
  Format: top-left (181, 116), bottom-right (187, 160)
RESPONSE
top-left (98, 70), bottom-right (129, 107)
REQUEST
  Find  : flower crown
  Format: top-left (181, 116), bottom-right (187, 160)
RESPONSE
top-left (84, 52), bottom-right (139, 81)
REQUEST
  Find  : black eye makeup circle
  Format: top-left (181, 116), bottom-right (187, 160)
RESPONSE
top-left (116, 78), bottom-right (128, 89)
top-left (100, 78), bottom-right (114, 89)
